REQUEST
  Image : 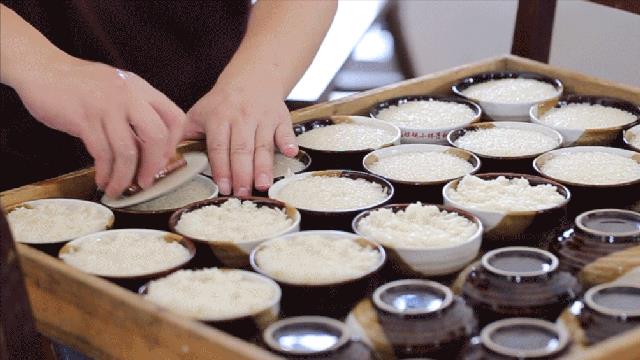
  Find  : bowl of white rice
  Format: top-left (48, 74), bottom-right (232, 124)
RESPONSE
top-left (141, 268), bottom-right (281, 338)
top-left (363, 144), bottom-right (480, 203)
top-left (293, 115), bottom-right (400, 171)
top-left (269, 170), bottom-right (393, 230)
top-left (169, 197), bottom-right (300, 267)
top-left (452, 72), bottom-right (563, 122)
top-left (111, 174), bottom-right (218, 230)
top-left (534, 146), bottom-right (640, 215)
top-left (202, 150), bottom-right (312, 181)
top-left (530, 95), bottom-right (640, 146)
top-left (7, 198), bottom-right (114, 253)
top-left (443, 174), bottom-right (570, 246)
top-left (448, 121), bottom-right (562, 173)
top-left (370, 95), bottom-right (482, 144)
top-left (250, 230), bottom-right (385, 317)
top-left (353, 203), bottom-right (482, 276)
top-left (624, 124), bottom-right (640, 152)
top-left (59, 229), bottom-right (195, 285)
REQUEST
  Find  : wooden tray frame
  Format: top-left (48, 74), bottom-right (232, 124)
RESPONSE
top-left (2, 55), bottom-right (639, 360)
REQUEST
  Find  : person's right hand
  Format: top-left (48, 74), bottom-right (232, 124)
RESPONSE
top-left (13, 58), bottom-right (186, 198)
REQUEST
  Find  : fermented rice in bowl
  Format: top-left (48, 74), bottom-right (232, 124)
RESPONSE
top-left (272, 175), bottom-right (389, 211)
top-left (174, 198), bottom-right (293, 242)
top-left (8, 199), bottom-right (113, 244)
top-left (461, 78), bottom-right (558, 104)
top-left (296, 122), bottom-right (397, 151)
top-left (143, 268), bottom-right (279, 320)
top-left (540, 151), bottom-right (640, 186)
top-left (538, 103), bottom-right (637, 129)
top-left (60, 230), bottom-right (191, 277)
top-left (453, 128), bottom-right (559, 157)
top-left (375, 99), bottom-right (477, 129)
top-left (368, 151), bottom-right (474, 182)
top-left (357, 203), bottom-right (478, 248)
top-left (126, 176), bottom-right (216, 211)
top-left (273, 153), bottom-right (307, 178)
top-left (446, 175), bottom-right (566, 212)
top-left (253, 233), bottom-right (382, 284)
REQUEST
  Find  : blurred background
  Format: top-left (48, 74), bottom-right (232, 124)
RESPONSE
top-left (287, 0), bottom-right (640, 106)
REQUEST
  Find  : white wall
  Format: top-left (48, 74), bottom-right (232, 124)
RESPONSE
top-left (398, 0), bottom-right (640, 87)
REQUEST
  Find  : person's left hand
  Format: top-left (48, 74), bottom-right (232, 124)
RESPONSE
top-left (184, 77), bottom-right (298, 196)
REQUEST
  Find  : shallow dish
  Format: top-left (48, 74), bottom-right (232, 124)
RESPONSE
top-left (530, 95), bottom-right (640, 146)
top-left (624, 124), bottom-right (640, 152)
top-left (346, 279), bottom-right (477, 359)
top-left (292, 115), bottom-right (400, 171)
top-left (443, 173), bottom-right (570, 247)
top-left (452, 71), bottom-right (563, 122)
top-left (169, 196), bottom-right (300, 268)
top-left (268, 170), bottom-right (394, 231)
top-left (111, 175), bottom-right (217, 230)
top-left (140, 268), bottom-right (281, 339)
top-left (59, 229), bottom-right (195, 289)
top-left (447, 121), bottom-right (562, 174)
top-left (250, 230), bottom-right (386, 318)
top-left (6, 198), bottom-right (114, 253)
top-left (353, 204), bottom-right (482, 276)
top-left (369, 95), bottom-right (481, 144)
top-left (534, 146), bottom-right (640, 216)
top-left (363, 144), bottom-right (480, 204)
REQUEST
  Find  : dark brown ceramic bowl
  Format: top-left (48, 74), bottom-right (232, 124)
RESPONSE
top-left (530, 95), bottom-right (640, 146)
top-left (6, 198), bottom-right (115, 256)
top-left (139, 268), bottom-right (281, 340)
top-left (293, 115), bottom-right (401, 171)
top-left (363, 144), bottom-right (481, 204)
top-left (447, 121), bottom-right (562, 174)
top-left (460, 318), bottom-right (571, 359)
top-left (551, 209), bottom-right (640, 274)
top-left (369, 95), bottom-right (482, 144)
top-left (109, 175), bottom-right (218, 230)
top-left (534, 146), bottom-right (640, 218)
top-left (353, 204), bottom-right (483, 277)
top-left (262, 316), bottom-right (378, 359)
top-left (443, 173), bottom-right (571, 248)
top-left (169, 196), bottom-right (300, 268)
top-left (347, 279), bottom-right (477, 359)
top-left (461, 246), bottom-right (580, 326)
top-left (452, 71), bottom-right (563, 122)
top-left (268, 170), bottom-right (394, 231)
top-left (59, 229), bottom-right (195, 291)
top-left (250, 230), bottom-right (386, 318)
top-left (577, 283), bottom-right (640, 345)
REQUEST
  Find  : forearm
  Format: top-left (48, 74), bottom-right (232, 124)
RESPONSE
top-left (217, 0), bottom-right (338, 98)
top-left (0, 4), bottom-right (78, 89)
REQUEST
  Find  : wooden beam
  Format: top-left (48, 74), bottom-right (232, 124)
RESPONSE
top-left (511, 0), bottom-right (558, 63)
top-left (589, 0), bottom-right (640, 15)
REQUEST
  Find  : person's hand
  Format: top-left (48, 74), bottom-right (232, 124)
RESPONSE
top-left (13, 58), bottom-right (186, 198)
top-left (184, 77), bottom-right (298, 196)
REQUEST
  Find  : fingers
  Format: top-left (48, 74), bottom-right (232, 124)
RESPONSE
top-left (128, 101), bottom-right (170, 189)
top-left (274, 117), bottom-right (298, 157)
top-left (146, 87), bottom-right (186, 156)
top-left (103, 112), bottom-right (138, 198)
top-left (254, 124), bottom-right (276, 191)
top-left (206, 120), bottom-right (232, 195)
top-left (230, 122), bottom-right (255, 197)
top-left (80, 119), bottom-right (113, 190)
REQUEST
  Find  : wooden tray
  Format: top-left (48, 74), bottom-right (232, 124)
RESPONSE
top-left (2, 55), bottom-right (639, 360)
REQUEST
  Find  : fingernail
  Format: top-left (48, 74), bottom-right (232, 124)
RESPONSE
top-left (218, 178), bottom-right (231, 195)
top-left (236, 187), bottom-right (250, 197)
top-left (256, 173), bottom-right (271, 190)
top-left (284, 143), bottom-right (298, 156)
top-left (139, 178), bottom-right (152, 189)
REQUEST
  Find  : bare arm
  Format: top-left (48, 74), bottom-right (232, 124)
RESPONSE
top-left (186, 0), bottom-right (338, 195)
top-left (0, 4), bottom-right (185, 197)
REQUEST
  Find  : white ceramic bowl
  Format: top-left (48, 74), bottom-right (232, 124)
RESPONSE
top-left (452, 72), bottom-right (563, 122)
